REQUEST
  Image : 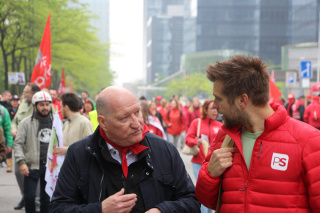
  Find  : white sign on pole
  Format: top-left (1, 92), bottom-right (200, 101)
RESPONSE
top-left (286, 71), bottom-right (297, 88)
top-left (8, 72), bottom-right (26, 85)
top-left (302, 78), bottom-right (310, 88)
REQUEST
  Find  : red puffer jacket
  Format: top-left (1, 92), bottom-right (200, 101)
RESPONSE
top-left (185, 117), bottom-right (222, 164)
top-left (195, 104), bottom-right (320, 213)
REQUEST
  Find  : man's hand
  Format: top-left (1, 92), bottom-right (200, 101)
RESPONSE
top-left (101, 188), bottom-right (137, 213)
top-left (146, 208), bottom-right (161, 213)
top-left (19, 164), bottom-right (29, 177)
top-left (197, 139), bottom-right (203, 145)
top-left (207, 147), bottom-right (236, 177)
top-left (6, 146), bottom-right (12, 154)
top-left (53, 147), bottom-right (67, 156)
top-left (11, 129), bottom-right (17, 138)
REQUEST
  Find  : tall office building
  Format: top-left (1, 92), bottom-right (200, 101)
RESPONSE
top-left (143, 0), bottom-right (184, 85)
top-left (146, 6), bottom-right (184, 84)
top-left (71, 0), bottom-right (110, 43)
top-left (193, 0), bottom-right (319, 65)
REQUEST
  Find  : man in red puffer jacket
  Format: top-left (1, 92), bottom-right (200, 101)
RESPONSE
top-left (195, 55), bottom-right (320, 213)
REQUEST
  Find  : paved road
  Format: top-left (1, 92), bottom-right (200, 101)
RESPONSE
top-left (0, 152), bottom-right (195, 213)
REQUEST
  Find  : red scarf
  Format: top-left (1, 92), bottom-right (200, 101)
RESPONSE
top-left (99, 124), bottom-right (149, 179)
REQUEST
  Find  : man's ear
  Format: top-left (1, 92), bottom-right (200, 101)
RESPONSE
top-left (239, 94), bottom-right (249, 109)
top-left (64, 105), bottom-right (70, 112)
top-left (97, 115), bottom-right (107, 129)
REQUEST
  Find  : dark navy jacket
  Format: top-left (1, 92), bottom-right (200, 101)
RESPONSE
top-left (50, 127), bottom-right (200, 213)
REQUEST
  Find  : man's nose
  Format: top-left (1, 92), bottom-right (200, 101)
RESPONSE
top-left (212, 101), bottom-right (218, 109)
top-left (131, 116), bottom-right (141, 128)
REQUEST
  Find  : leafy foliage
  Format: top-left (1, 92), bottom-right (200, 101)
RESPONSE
top-left (0, 0), bottom-right (114, 96)
top-left (165, 72), bottom-right (213, 99)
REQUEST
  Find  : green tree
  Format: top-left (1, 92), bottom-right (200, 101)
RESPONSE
top-left (165, 72), bottom-right (213, 99)
top-left (0, 0), bottom-right (114, 95)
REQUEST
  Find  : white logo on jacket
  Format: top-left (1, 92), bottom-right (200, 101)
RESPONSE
top-left (271, 153), bottom-right (289, 171)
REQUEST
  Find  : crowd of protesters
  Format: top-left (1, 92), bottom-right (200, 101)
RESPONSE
top-left (1, 72), bottom-right (320, 212)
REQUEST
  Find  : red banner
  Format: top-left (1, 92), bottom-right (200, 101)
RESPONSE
top-left (269, 78), bottom-right (282, 103)
top-left (31, 14), bottom-right (51, 89)
top-left (57, 68), bottom-right (66, 95)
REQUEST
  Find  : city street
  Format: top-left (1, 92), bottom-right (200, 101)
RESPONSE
top-left (0, 152), bottom-right (195, 213)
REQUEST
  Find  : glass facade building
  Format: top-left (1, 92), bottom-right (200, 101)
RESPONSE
top-left (146, 16), bottom-right (184, 84)
top-left (194, 0), bottom-right (320, 65)
top-left (72, 0), bottom-right (110, 43)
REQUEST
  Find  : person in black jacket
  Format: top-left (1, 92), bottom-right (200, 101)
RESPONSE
top-left (50, 86), bottom-right (200, 213)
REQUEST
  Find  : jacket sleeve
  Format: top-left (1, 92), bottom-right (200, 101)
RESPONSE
top-left (50, 146), bottom-right (102, 213)
top-left (0, 127), bottom-right (6, 163)
top-left (185, 119), bottom-right (199, 147)
top-left (195, 162), bottom-right (221, 209)
top-left (13, 120), bottom-right (27, 165)
top-left (154, 146), bottom-right (201, 212)
top-left (3, 108), bottom-right (13, 147)
top-left (80, 120), bottom-right (94, 140)
top-left (302, 130), bottom-right (320, 211)
top-left (195, 129), bottom-right (225, 209)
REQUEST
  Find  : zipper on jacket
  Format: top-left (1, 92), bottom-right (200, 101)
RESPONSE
top-left (257, 142), bottom-right (262, 158)
top-left (239, 182), bottom-right (247, 191)
top-left (244, 181), bottom-right (248, 212)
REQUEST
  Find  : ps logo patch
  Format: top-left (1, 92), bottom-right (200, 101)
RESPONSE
top-left (271, 153), bottom-right (289, 171)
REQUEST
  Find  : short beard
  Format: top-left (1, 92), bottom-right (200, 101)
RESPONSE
top-left (25, 97), bottom-right (32, 104)
top-left (36, 109), bottom-right (49, 118)
top-left (223, 107), bottom-right (253, 129)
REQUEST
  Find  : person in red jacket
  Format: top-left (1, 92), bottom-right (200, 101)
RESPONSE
top-left (303, 95), bottom-right (320, 129)
top-left (195, 55), bottom-right (320, 213)
top-left (165, 99), bottom-right (185, 149)
top-left (186, 100), bottom-right (222, 213)
top-left (186, 97), bottom-right (201, 131)
top-left (140, 101), bottom-right (166, 139)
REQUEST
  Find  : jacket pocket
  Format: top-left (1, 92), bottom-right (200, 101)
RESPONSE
top-left (155, 173), bottom-right (175, 199)
top-left (77, 173), bottom-right (89, 203)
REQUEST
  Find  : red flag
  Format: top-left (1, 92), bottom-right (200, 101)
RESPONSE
top-left (57, 68), bottom-right (66, 95)
top-left (31, 14), bottom-right (51, 89)
top-left (269, 78), bottom-right (282, 103)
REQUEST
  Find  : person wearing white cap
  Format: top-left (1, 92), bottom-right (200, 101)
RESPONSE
top-left (13, 91), bottom-right (53, 213)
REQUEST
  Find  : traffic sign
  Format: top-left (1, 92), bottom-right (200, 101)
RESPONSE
top-left (286, 71), bottom-right (297, 88)
top-left (300, 61), bottom-right (312, 78)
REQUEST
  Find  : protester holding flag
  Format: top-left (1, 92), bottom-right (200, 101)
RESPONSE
top-left (31, 14), bottom-right (51, 89)
top-left (13, 91), bottom-right (53, 213)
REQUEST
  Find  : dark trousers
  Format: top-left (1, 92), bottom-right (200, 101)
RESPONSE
top-left (24, 162), bottom-right (49, 213)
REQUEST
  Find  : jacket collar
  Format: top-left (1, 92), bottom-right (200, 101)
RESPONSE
top-left (221, 103), bottom-right (288, 152)
top-left (85, 126), bottom-right (151, 161)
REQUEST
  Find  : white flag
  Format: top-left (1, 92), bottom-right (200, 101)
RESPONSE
top-left (45, 112), bottom-right (64, 198)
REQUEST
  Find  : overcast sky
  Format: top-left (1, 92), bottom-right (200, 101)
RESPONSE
top-left (109, 0), bottom-right (143, 86)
